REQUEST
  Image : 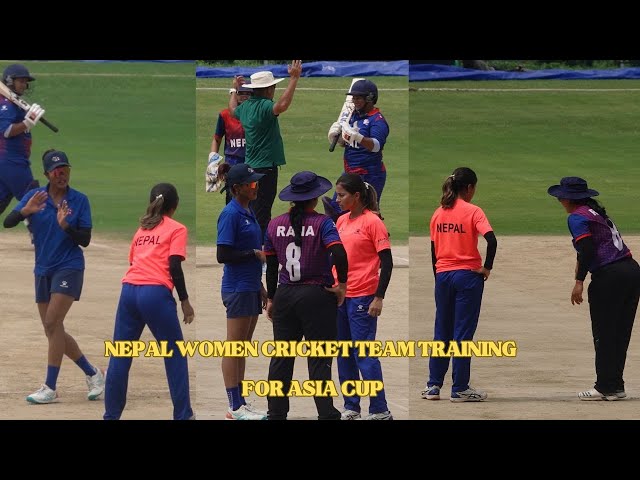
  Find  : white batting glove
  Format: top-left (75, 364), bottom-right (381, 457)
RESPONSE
top-left (205, 159), bottom-right (222, 192)
top-left (208, 152), bottom-right (222, 165)
top-left (23, 103), bottom-right (45, 130)
top-left (341, 122), bottom-right (363, 147)
top-left (327, 121), bottom-right (345, 146)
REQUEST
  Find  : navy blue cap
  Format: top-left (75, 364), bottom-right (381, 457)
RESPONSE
top-left (43, 150), bottom-right (71, 172)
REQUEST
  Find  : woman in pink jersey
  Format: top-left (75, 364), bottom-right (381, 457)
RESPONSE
top-left (421, 167), bottom-right (497, 403)
top-left (334, 173), bottom-right (393, 420)
top-left (104, 183), bottom-right (195, 420)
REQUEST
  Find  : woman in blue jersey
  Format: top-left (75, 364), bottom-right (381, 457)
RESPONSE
top-left (548, 177), bottom-right (640, 401)
top-left (217, 163), bottom-right (268, 420)
top-left (3, 149), bottom-right (105, 404)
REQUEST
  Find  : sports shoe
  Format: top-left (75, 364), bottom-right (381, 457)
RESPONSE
top-left (243, 402), bottom-right (267, 417)
top-left (225, 405), bottom-right (267, 420)
top-left (578, 388), bottom-right (620, 401)
top-left (421, 385), bottom-right (441, 400)
top-left (361, 410), bottom-right (393, 420)
top-left (450, 387), bottom-right (488, 402)
top-left (340, 409), bottom-right (361, 420)
top-left (614, 390), bottom-right (627, 399)
top-left (87, 367), bottom-right (106, 401)
top-left (26, 384), bottom-right (58, 404)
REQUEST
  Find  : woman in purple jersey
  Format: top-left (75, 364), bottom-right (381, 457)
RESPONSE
top-left (548, 177), bottom-right (640, 401)
top-left (263, 171), bottom-right (348, 420)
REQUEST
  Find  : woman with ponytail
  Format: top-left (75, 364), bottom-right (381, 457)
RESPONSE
top-left (333, 172), bottom-right (394, 420)
top-left (422, 167), bottom-right (496, 403)
top-left (104, 183), bottom-right (195, 420)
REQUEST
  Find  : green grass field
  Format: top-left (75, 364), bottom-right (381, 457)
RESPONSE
top-left (410, 80), bottom-right (640, 236)
top-left (1, 60), bottom-right (195, 237)
top-left (196, 76), bottom-right (408, 245)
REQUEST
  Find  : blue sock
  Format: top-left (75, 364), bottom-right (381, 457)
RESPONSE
top-left (238, 383), bottom-right (247, 405)
top-left (45, 365), bottom-right (60, 391)
top-left (226, 387), bottom-right (243, 411)
top-left (74, 355), bottom-right (96, 376)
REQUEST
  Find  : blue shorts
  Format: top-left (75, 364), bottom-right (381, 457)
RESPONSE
top-left (35, 269), bottom-right (84, 303)
top-left (222, 291), bottom-right (261, 318)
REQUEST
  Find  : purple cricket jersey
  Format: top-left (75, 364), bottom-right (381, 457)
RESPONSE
top-left (568, 205), bottom-right (631, 272)
top-left (264, 211), bottom-right (341, 286)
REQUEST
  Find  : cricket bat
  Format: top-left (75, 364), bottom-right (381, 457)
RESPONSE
top-left (0, 82), bottom-right (59, 133)
top-left (329, 77), bottom-right (364, 152)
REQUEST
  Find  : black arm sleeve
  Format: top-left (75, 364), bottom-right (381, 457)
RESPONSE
top-left (65, 226), bottom-right (91, 247)
top-left (575, 236), bottom-right (596, 281)
top-left (329, 243), bottom-right (348, 284)
top-left (169, 255), bottom-right (189, 301)
top-left (266, 255), bottom-right (279, 299)
top-left (4, 210), bottom-right (24, 228)
top-left (375, 248), bottom-right (393, 299)
top-left (431, 240), bottom-right (437, 277)
top-left (483, 231), bottom-right (497, 270)
top-left (217, 244), bottom-right (257, 264)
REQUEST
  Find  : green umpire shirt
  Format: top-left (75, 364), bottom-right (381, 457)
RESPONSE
top-left (234, 96), bottom-right (286, 169)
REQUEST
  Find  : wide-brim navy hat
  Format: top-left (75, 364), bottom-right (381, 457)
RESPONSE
top-left (220, 163), bottom-right (265, 192)
top-left (43, 150), bottom-right (71, 172)
top-left (279, 171), bottom-right (332, 202)
top-left (547, 176), bottom-right (599, 200)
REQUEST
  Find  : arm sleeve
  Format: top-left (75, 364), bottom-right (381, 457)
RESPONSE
top-left (375, 248), bottom-right (393, 298)
top-left (483, 231), bottom-right (497, 270)
top-left (431, 240), bottom-right (437, 277)
top-left (575, 236), bottom-right (596, 281)
top-left (65, 226), bottom-right (91, 247)
top-left (169, 255), bottom-right (189, 301)
top-left (328, 243), bottom-right (348, 284)
top-left (4, 210), bottom-right (24, 228)
top-left (266, 255), bottom-right (279, 299)
top-left (217, 244), bottom-right (257, 264)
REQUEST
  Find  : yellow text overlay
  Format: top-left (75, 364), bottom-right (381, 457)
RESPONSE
top-left (241, 380), bottom-right (384, 397)
top-left (104, 340), bottom-right (517, 358)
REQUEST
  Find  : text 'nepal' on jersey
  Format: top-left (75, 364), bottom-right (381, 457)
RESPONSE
top-left (264, 210), bottom-right (341, 286)
top-left (217, 198), bottom-right (263, 293)
top-left (430, 199), bottom-right (493, 274)
top-left (336, 209), bottom-right (391, 297)
top-left (344, 108), bottom-right (389, 176)
top-left (234, 97), bottom-right (285, 169)
top-left (15, 186), bottom-right (91, 276)
top-left (0, 96), bottom-right (31, 165)
top-left (123, 216), bottom-right (188, 291)
top-left (568, 205), bottom-right (631, 272)
top-left (215, 109), bottom-right (246, 166)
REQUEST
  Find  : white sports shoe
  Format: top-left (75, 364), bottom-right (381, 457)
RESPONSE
top-left (243, 402), bottom-right (267, 417)
top-left (340, 409), bottom-right (361, 420)
top-left (87, 367), bottom-right (106, 401)
top-left (361, 410), bottom-right (393, 420)
top-left (225, 405), bottom-right (267, 420)
top-left (26, 384), bottom-right (58, 404)
top-left (578, 388), bottom-right (620, 401)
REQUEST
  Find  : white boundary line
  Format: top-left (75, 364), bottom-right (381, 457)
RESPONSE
top-left (36, 73), bottom-right (191, 78)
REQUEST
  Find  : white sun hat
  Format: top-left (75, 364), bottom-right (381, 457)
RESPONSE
top-left (243, 71), bottom-right (286, 88)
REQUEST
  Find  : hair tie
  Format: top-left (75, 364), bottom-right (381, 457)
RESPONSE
top-left (156, 194), bottom-right (163, 200)
top-left (449, 174), bottom-right (455, 179)
top-left (364, 182), bottom-right (370, 190)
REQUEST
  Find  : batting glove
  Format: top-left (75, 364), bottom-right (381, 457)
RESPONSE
top-left (23, 103), bottom-right (45, 130)
top-left (327, 121), bottom-right (345, 146)
top-left (205, 158), bottom-right (223, 193)
top-left (208, 152), bottom-right (222, 165)
top-left (341, 122), bottom-right (363, 147)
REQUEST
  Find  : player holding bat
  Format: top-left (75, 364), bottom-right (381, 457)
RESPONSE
top-left (0, 64), bottom-right (46, 217)
top-left (325, 79), bottom-right (390, 221)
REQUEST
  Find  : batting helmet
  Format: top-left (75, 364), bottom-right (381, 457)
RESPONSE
top-left (2, 64), bottom-right (35, 87)
top-left (347, 79), bottom-right (378, 104)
